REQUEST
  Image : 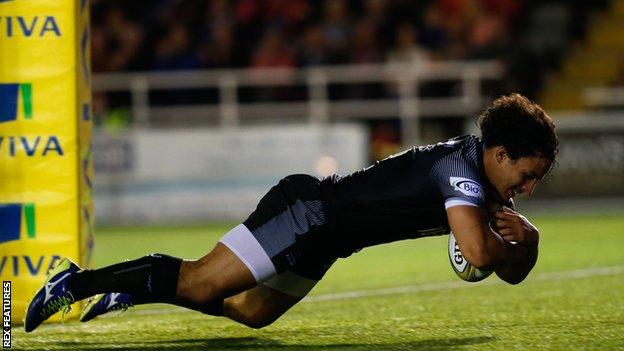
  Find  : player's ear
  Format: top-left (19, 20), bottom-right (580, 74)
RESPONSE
top-left (495, 146), bottom-right (508, 164)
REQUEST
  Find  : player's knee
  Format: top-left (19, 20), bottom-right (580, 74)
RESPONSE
top-left (223, 298), bottom-right (280, 329)
top-left (240, 313), bottom-right (278, 329)
top-left (198, 299), bottom-right (225, 316)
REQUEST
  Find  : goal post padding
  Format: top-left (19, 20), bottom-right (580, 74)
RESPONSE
top-left (0, 0), bottom-right (93, 323)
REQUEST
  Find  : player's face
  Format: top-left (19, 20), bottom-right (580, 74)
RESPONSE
top-left (490, 149), bottom-right (553, 201)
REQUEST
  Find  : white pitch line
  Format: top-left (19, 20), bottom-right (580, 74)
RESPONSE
top-left (111, 264), bottom-right (624, 317)
top-left (306, 264), bottom-right (624, 302)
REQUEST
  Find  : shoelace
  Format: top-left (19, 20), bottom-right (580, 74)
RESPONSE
top-left (41, 295), bottom-right (74, 323)
top-left (60, 303), bottom-right (72, 324)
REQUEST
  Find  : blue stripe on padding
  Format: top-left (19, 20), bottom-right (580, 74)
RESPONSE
top-left (0, 203), bottom-right (22, 243)
top-left (0, 84), bottom-right (19, 123)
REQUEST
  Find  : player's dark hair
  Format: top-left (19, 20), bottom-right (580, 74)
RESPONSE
top-left (476, 93), bottom-right (559, 161)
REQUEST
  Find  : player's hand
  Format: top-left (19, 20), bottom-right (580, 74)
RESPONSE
top-left (492, 207), bottom-right (539, 246)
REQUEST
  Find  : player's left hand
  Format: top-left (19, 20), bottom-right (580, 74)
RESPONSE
top-left (493, 206), bottom-right (539, 246)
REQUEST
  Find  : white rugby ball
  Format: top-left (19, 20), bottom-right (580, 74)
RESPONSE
top-left (448, 232), bottom-right (493, 282)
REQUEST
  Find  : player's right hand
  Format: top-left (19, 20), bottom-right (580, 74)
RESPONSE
top-left (493, 207), bottom-right (539, 246)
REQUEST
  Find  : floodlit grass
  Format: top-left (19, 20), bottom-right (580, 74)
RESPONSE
top-left (13, 213), bottom-right (624, 350)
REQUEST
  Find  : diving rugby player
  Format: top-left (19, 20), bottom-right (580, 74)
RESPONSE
top-left (25, 93), bottom-right (558, 331)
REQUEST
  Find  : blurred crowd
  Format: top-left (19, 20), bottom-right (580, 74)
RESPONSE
top-left (91, 0), bottom-right (606, 159)
top-left (91, 0), bottom-right (523, 73)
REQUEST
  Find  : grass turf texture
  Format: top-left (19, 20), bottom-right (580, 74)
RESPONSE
top-left (14, 213), bottom-right (624, 350)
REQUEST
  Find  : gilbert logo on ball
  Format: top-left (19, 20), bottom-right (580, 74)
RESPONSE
top-left (448, 232), bottom-right (493, 282)
top-left (449, 232), bottom-right (468, 273)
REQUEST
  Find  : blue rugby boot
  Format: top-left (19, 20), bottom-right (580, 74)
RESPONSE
top-left (80, 293), bottom-right (134, 322)
top-left (24, 258), bottom-right (80, 332)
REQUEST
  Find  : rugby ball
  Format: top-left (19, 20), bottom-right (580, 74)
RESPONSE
top-left (448, 232), bottom-right (493, 282)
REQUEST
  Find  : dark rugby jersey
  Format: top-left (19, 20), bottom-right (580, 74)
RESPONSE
top-left (320, 134), bottom-right (505, 257)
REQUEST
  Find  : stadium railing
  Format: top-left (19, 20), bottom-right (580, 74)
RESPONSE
top-left (584, 87), bottom-right (624, 108)
top-left (93, 61), bottom-right (504, 143)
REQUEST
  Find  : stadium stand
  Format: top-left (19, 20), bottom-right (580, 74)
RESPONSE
top-left (540, 0), bottom-right (624, 110)
top-left (91, 0), bottom-right (607, 94)
top-left (90, 0), bottom-right (611, 158)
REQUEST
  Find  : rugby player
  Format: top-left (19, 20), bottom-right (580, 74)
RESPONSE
top-left (25, 93), bottom-right (558, 332)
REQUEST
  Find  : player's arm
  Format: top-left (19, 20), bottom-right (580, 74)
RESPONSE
top-left (446, 205), bottom-right (538, 284)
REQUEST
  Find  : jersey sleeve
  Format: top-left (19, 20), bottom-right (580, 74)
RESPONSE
top-left (430, 153), bottom-right (487, 210)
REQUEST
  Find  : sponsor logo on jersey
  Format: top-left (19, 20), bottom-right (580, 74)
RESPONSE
top-left (450, 177), bottom-right (484, 200)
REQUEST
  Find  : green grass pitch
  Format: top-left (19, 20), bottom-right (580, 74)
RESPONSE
top-left (14, 212), bottom-right (624, 350)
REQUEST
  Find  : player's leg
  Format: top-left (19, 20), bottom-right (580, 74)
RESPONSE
top-left (81, 234), bottom-right (334, 328)
top-left (78, 222), bottom-right (279, 322)
top-left (72, 242), bottom-right (256, 308)
top-left (27, 174), bottom-right (330, 330)
top-left (24, 232), bottom-right (258, 332)
top-left (222, 254), bottom-right (335, 328)
top-left (172, 241), bottom-right (259, 314)
top-left (80, 262), bottom-right (321, 330)
top-left (222, 284), bottom-right (303, 329)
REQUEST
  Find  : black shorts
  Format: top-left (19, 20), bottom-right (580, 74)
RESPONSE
top-left (220, 174), bottom-right (337, 296)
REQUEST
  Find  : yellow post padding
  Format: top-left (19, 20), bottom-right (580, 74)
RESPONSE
top-left (0, 0), bottom-right (93, 323)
